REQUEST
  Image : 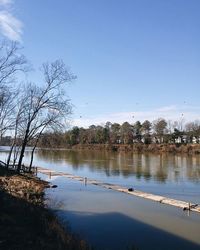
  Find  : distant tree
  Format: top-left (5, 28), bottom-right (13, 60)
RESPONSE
top-left (166, 120), bottom-right (174, 142)
top-left (87, 125), bottom-right (97, 143)
top-left (110, 123), bottom-right (121, 143)
top-left (105, 121), bottom-right (112, 130)
top-left (185, 120), bottom-right (200, 143)
top-left (95, 126), bottom-right (104, 143)
top-left (94, 125), bottom-right (110, 144)
top-left (69, 126), bottom-right (80, 145)
top-left (142, 120), bottom-right (152, 144)
top-left (185, 122), bottom-right (194, 143)
top-left (78, 127), bottom-right (87, 144)
top-left (133, 121), bottom-right (142, 142)
top-left (102, 127), bottom-right (110, 143)
top-left (153, 118), bottom-right (167, 143)
top-left (120, 122), bottom-right (133, 144)
top-left (142, 120), bottom-right (152, 134)
top-left (38, 132), bottom-right (66, 148)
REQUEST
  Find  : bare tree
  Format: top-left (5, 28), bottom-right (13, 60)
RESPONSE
top-left (152, 118), bottom-right (167, 143)
top-left (0, 40), bottom-right (28, 86)
top-left (16, 60), bottom-right (75, 172)
top-left (0, 87), bottom-right (14, 138)
top-left (6, 97), bottom-right (26, 168)
top-left (185, 120), bottom-right (200, 143)
top-left (110, 123), bottom-right (121, 144)
top-left (0, 40), bottom-right (28, 140)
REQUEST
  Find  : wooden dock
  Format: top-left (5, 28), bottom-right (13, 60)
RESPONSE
top-left (35, 166), bottom-right (200, 214)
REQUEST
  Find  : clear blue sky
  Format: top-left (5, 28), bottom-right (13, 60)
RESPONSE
top-left (0, 0), bottom-right (200, 127)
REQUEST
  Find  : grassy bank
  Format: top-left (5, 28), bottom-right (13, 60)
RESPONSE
top-left (0, 168), bottom-right (89, 250)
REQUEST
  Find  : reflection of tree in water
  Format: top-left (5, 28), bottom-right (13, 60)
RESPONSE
top-left (154, 154), bottom-right (168, 183)
top-left (37, 149), bottom-right (119, 176)
top-left (35, 149), bottom-right (200, 183)
top-left (186, 156), bottom-right (200, 182)
top-left (142, 154), bottom-right (151, 181)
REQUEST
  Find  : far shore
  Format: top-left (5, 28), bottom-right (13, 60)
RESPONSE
top-left (1, 143), bottom-right (200, 155)
top-left (33, 143), bottom-right (200, 155)
top-left (69, 143), bottom-right (200, 155)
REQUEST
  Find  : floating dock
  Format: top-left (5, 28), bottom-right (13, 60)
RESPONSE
top-left (35, 166), bottom-right (200, 214)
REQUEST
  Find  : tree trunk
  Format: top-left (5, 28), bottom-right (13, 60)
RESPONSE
top-left (17, 145), bottom-right (25, 172)
top-left (29, 144), bottom-right (37, 172)
top-left (17, 135), bottom-right (28, 173)
top-left (13, 145), bottom-right (20, 168)
top-left (6, 142), bottom-right (15, 168)
top-left (17, 123), bottom-right (31, 172)
top-left (29, 129), bottom-right (44, 172)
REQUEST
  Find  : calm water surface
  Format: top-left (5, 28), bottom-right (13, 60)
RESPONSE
top-left (1, 147), bottom-right (200, 250)
top-left (24, 149), bottom-right (200, 203)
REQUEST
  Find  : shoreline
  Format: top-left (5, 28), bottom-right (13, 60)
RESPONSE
top-left (1, 143), bottom-right (200, 155)
top-left (0, 167), bottom-right (89, 250)
top-left (71, 143), bottom-right (200, 154)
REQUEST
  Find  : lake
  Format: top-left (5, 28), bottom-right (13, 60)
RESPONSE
top-left (1, 147), bottom-right (200, 250)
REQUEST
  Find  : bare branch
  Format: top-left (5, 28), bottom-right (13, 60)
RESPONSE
top-left (15, 60), bottom-right (74, 171)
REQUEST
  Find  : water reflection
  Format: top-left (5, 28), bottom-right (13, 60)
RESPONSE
top-left (1, 148), bottom-right (200, 202)
top-left (35, 150), bottom-right (200, 184)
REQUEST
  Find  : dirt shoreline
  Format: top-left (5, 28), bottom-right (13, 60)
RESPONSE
top-left (0, 168), bottom-right (89, 250)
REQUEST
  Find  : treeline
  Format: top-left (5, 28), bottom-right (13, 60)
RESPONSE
top-left (36, 118), bottom-right (200, 148)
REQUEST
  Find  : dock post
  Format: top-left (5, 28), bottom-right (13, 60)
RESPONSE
top-left (187, 202), bottom-right (191, 216)
top-left (84, 177), bottom-right (87, 186)
top-left (49, 171), bottom-right (51, 179)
